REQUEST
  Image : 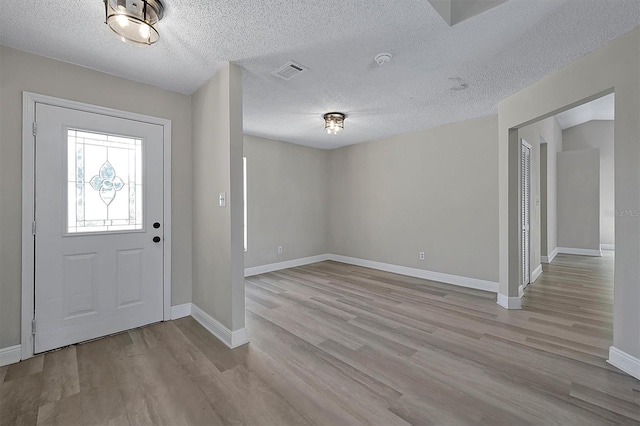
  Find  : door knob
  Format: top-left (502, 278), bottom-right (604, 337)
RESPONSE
top-left (153, 222), bottom-right (161, 229)
top-left (153, 236), bottom-right (161, 243)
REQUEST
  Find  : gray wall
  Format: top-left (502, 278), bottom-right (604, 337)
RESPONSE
top-left (557, 149), bottom-right (601, 250)
top-left (498, 27), bottom-right (639, 359)
top-left (519, 116), bottom-right (563, 269)
top-left (562, 120), bottom-right (614, 246)
top-left (328, 116), bottom-right (499, 283)
top-left (244, 135), bottom-right (329, 268)
top-left (192, 63), bottom-right (245, 331)
top-left (0, 47), bottom-right (193, 349)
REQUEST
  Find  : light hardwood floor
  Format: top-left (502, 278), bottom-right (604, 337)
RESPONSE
top-left (1, 253), bottom-right (639, 425)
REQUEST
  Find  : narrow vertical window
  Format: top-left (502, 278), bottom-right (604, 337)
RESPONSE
top-left (243, 156), bottom-right (248, 252)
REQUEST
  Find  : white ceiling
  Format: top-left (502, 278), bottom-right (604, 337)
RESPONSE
top-left (0, 1), bottom-right (638, 148)
top-left (555, 93), bottom-right (615, 130)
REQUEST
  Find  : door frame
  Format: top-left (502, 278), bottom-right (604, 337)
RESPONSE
top-left (21, 92), bottom-right (172, 360)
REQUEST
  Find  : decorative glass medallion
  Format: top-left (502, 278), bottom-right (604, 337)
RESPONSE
top-left (89, 161), bottom-right (125, 206)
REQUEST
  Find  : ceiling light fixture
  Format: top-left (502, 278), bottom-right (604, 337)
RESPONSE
top-left (104, 0), bottom-right (165, 45)
top-left (324, 112), bottom-right (346, 135)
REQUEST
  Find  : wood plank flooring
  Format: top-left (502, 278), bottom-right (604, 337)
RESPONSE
top-left (2, 253), bottom-right (639, 425)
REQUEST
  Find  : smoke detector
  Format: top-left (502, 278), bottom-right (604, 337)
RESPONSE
top-left (375, 53), bottom-right (392, 65)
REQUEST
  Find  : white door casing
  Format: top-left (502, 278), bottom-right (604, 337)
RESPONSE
top-left (521, 140), bottom-right (532, 288)
top-left (22, 93), bottom-right (172, 359)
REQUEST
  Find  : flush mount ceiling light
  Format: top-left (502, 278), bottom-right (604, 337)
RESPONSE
top-left (104, 0), bottom-right (165, 45)
top-left (323, 112), bottom-right (346, 135)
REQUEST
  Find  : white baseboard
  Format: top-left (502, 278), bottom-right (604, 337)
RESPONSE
top-left (0, 345), bottom-right (21, 367)
top-left (496, 293), bottom-right (522, 309)
top-left (608, 346), bottom-right (640, 380)
top-left (541, 247), bottom-right (559, 264)
top-left (518, 285), bottom-right (524, 298)
top-left (244, 254), bottom-right (331, 277)
top-left (557, 247), bottom-right (602, 257)
top-left (191, 304), bottom-right (249, 349)
top-left (328, 254), bottom-right (499, 293)
top-left (531, 264), bottom-right (543, 283)
top-left (170, 303), bottom-right (192, 320)
top-left (601, 244), bottom-right (615, 251)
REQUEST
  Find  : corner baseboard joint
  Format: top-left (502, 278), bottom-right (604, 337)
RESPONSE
top-left (497, 293), bottom-right (522, 310)
top-left (608, 346), bottom-right (640, 380)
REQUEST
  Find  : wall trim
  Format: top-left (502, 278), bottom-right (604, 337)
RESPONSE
top-left (531, 264), bottom-right (543, 283)
top-left (601, 244), bottom-right (615, 251)
top-left (557, 247), bottom-right (603, 257)
top-left (191, 304), bottom-right (249, 349)
top-left (496, 293), bottom-right (522, 309)
top-left (608, 346), bottom-right (640, 380)
top-left (328, 254), bottom-right (499, 293)
top-left (245, 254), bottom-right (330, 277)
top-left (245, 253), bottom-right (499, 293)
top-left (541, 247), bottom-right (559, 263)
top-left (0, 345), bottom-right (22, 367)
top-left (170, 303), bottom-right (192, 320)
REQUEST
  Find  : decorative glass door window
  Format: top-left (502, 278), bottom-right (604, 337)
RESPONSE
top-left (67, 129), bottom-right (143, 233)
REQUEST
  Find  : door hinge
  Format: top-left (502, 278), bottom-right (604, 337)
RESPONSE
top-left (32, 221), bottom-right (36, 235)
top-left (32, 122), bottom-right (37, 136)
top-left (31, 319), bottom-right (36, 335)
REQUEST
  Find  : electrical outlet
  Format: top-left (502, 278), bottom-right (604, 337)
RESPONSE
top-left (277, 246), bottom-right (283, 254)
top-left (419, 251), bottom-right (425, 260)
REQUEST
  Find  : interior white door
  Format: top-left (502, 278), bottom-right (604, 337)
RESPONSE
top-left (34, 103), bottom-right (164, 353)
top-left (521, 140), bottom-right (531, 288)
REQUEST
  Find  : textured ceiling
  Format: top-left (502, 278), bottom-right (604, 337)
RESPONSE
top-left (0, 1), bottom-right (638, 148)
top-left (555, 93), bottom-right (615, 130)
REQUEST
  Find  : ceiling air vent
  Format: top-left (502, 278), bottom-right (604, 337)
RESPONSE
top-left (271, 61), bottom-right (309, 80)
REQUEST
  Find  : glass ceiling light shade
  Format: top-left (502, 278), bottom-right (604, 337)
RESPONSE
top-left (324, 112), bottom-right (346, 135)
top-left (105, 0), bottom-right (165, 45)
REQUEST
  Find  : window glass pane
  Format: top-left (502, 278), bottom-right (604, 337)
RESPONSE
top-left (67, 129), bottom-right (143, 233)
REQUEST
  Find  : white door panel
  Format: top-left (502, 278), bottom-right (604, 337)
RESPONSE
top-left (34, 104), bottom-right (164, 353)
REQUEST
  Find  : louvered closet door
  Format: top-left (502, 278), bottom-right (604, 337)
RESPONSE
top-left (521, 140), bottom-right (531, 287)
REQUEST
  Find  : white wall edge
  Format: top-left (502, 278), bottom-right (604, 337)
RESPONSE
top-left (245, 254), bottom-right (331, 277)
top-left (191, 304), bottom-right (249, 349)
top-left (496, 293), bottom-right (522, 309)
top-left (541, 247), bottom-right (559, 264)
top-left (0, 345), bottom-right (22, 367)
top-left (557, 247), bottom-right (603, 257)
top-left (328, 254), bottom-right (499, 293)
top-left (170, 303), bottom-right (192, 320)
top-left (531, 264), bottom-right (543, 283)
top-left (600, 244), bottom-right (615, 251)
top-left (607, 346), bottom-right (640, 380)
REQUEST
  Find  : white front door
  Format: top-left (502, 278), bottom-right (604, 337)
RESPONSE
top-left (34, 103), bottom-right (165, 353)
